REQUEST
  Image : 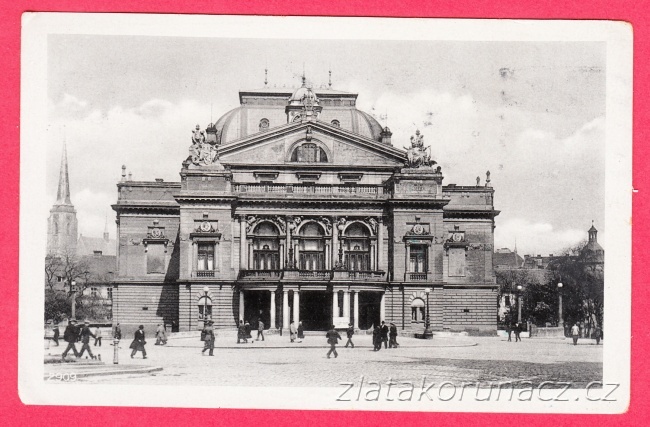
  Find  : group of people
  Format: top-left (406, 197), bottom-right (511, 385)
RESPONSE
top-left (372, 321), bottom-right (399, 351)
top-left (61, 319), bottom-right (99, 360)
top-left (506, 323), bottom-right (523, 342)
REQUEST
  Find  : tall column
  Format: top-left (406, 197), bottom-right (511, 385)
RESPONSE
top-left (285, 217), bottom-right (291, 268)
top-left (343, 290), bottom-right (350, 318)
top-left (405, 243), bottom-right (411, 277)
top-left (332, 289), bottom-right (339, 324)
top-left (270, 290), bottom-right (276, 329)
top-left (282, 290), bottom-right (289, 329)
top-left (353, 291), bottom-right (359, 329)
top-left (380, 291), bottom-right (386, 322)
top-left (239, 290), bottom-right (245, 322)
top-left (293, 290), bottom-right (300, 325)
top-left (377, 217), bottom-right (384, 271)
top-left (239, 216), bottom-right (247, 270)
top-left (332, 216), bottom-right (338, 267)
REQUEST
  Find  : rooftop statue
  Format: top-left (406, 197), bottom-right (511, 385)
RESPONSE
top-left (189, 124), bottom-right (219, 166)
top-left (404, 129), bottom-right (436, 168)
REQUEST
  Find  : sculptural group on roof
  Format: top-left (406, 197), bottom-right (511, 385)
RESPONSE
top-left (404, 129), bottom-right (436, 168)
top-left (189, 124), bottom-right (219, 166)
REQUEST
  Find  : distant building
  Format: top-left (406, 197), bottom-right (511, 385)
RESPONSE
top-left (493, 248), bottom-right (523, 269)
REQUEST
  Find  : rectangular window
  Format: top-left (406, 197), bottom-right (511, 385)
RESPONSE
top-left (107, 288), bottom-right (113, 300)
top-left (448, 248), bottom-right (466, 277)
top-left (409, 245), bottom-right (427, 272)
top-left (197, 243), bottom-right (215, 271)
top-left (91, 287), bottom-right (98, 298)
top-left (147, 243), bottom-right (166, 274)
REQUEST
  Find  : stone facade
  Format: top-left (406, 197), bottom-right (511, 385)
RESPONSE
top-left (112, 82), bottom-right (499, 336)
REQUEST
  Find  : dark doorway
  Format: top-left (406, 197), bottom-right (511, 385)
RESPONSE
top-left (358, 291), bottom-right (381, 330)
top-left (299, 291), bottom-right (331, 331)
top-left (244, 290), bottom-right (271, 330)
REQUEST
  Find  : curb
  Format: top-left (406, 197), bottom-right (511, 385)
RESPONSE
top-left (165, 343), bottom-right (478, 350)
top-left (44, 366), bottom-right (163, 380)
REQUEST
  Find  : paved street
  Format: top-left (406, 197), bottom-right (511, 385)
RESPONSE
top-left (44, 334), bottom-right (603, 388)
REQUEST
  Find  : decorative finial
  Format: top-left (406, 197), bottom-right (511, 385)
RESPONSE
top-left (128, 171), bottom-right (132, 181)
top-left (328, 69), bottom-right (332, 88)
top-left (121, 165), bottom-right (126, 182)
top-left (264, 67), bottom-right (268, 87)
top-left (302, 63), bottom-right (306, 87)
top-left (486, 170), bottom-right (491, 187)
top-left (476, 176), bottom-right (480, 186)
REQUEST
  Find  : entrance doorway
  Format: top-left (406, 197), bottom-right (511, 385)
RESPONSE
top-left (243, 290), bottom-right (271, 330)
top-left (299, 291), bottom-right (331, 331)
top-left (358, 291), bottom-right (381, 330)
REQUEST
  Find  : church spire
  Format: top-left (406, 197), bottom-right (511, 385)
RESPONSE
top-left (56, 142), bottom-right (72, 205)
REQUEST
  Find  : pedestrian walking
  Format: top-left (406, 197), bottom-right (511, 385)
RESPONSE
top-left (130, 325), bottom-right (147, 359)
top-left (344, 323), bottom-right (354, 348)
top-left (594, 326), bottom-right (602, 345)
top-left (514, 322), bottom-right (522, 342)
top-left (78, 321), bottom-right (97, 359)
top-left (372, 325), bottom-right (381, 351)
top-left (245, 321), bottom-right (252, 340)
top-left (389, 322), bottom-right (399, 348)
top-left (256, 319), bottom-right (265, 341)
top-left (237, 320), bottom-right (248, 344)
top-left (155, 324), bottom-right (167, 345)
top-left (52, 323), bottom-right (60, 346)
top-left (61, 319), bottom-right (80, 359)
top-left (326, 325), bottom-right (342, 359)
top-left (94, 326), bottom-right (102, 346)
top-left (289, 320), bottom-right (297, 343)
top-left (380, 321), bottom-right (389, 349)
top-left (297, 321), bottom-right (305, 340)
top-left (506, 323), bottom-right (512, 342)
top-left (201, 321), bottom-right (215, 356)
top-left (571, 323), bottom-right (580, 346)
top-left (113, 323), bottom-right (122, 340)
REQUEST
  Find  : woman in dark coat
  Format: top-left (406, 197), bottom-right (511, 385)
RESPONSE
top-left (297, 321), bottom-right (305, 340)
top-left (372, 325), bottom-right (381, 351)
top-left (130, 325), bottom-right (147, 359)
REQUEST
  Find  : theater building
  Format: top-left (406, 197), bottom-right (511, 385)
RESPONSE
top-left (112, 79), bottom-right (499, 336)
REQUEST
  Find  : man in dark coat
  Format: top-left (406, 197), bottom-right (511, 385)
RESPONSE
top-left (344, 323), bottom-right (354, 348)
top-left (514, 323), bottom-right (522, 342)
top-left (78, 321), bottom-right (97, 359)
top-left (113, 323), bottom-right (122, 340)
top-left (52, 323), bottom-right (60, 346)
top-left (389, 323), bottom-right (399, 348)
top-left (326, 325), bottom-right (342, 359)
top-left (372, 325), bottom-right (381, 351)
top-left (130, 325), bottom-right (147, 359)
top-left (61, 319), bottom-right (80, 359)
top-left (244, 321), bottom-right (252, 340)
top-left (297, 321), bottom-right (305, 340)
top-left (506, 323), bottom-right (513, 342)
top-left (202, 321), bottom-right (215, 356)
top-left (237, 320), bottom-right (248, 344)
top-left (380, 321), bottom-right (389, 349)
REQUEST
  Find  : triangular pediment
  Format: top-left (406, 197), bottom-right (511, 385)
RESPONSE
top-left (218, 120), bottom-right (406, 168)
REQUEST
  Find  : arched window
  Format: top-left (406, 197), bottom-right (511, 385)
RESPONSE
top-left (299, 223), bottom-right (326, 270)
top-left (252, 222), bottom-right (281, 270)
top-left (290, 143), bottom-right (328, 163)
top-left (259, 118), bottom-right (270, 131)
top-left (198, 296), bottom-right (212, 320)
top-left (344, 223), bottom-right (371, 271)
top-left (331, 119), bottom-right (340, 127)
top-left (411, 298), bottom-right (425, 322)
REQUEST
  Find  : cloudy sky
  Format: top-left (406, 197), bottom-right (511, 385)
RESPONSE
top-left (46, 35), bottom-right (605, 256)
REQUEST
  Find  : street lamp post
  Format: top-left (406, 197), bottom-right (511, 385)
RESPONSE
top-left (516, 284), bottom-right (523, 324)
top-left (423, 287), bottom-right (433, 339)
top-left (557, 282), bottom-right (564, 328)
top-left (70, 280), bottom-right (77, 320)
top-left (336, 221), bottom-right (345, 269)
top-left (203, 286), bottom-right (210, 328)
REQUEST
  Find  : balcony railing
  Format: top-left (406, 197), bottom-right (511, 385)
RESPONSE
top-left (333, 270), bottom-right (386, 281)
top-left (194, 270), bottom-right (216, 278)
top-left (233, 183), bottom-right (384, 198)
top-left (283, 270), bottom-right (332, 280)
top-left (406, 272), bottom-right (429, 281)
top-left (239, 270), bottom-right (283, 280)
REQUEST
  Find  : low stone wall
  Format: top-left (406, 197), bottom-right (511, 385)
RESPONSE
top-left (532, 326), bottom-right (565, 338)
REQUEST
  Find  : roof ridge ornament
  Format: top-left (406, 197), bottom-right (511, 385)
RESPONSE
top-left (188, 124), bottom-right (221, 167)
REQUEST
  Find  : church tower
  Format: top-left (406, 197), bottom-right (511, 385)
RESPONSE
top-left (47, 143), bottom-right (78, 256)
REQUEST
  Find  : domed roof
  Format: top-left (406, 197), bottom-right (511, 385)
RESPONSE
top-left (288, 78), bottom-right (319, 105)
